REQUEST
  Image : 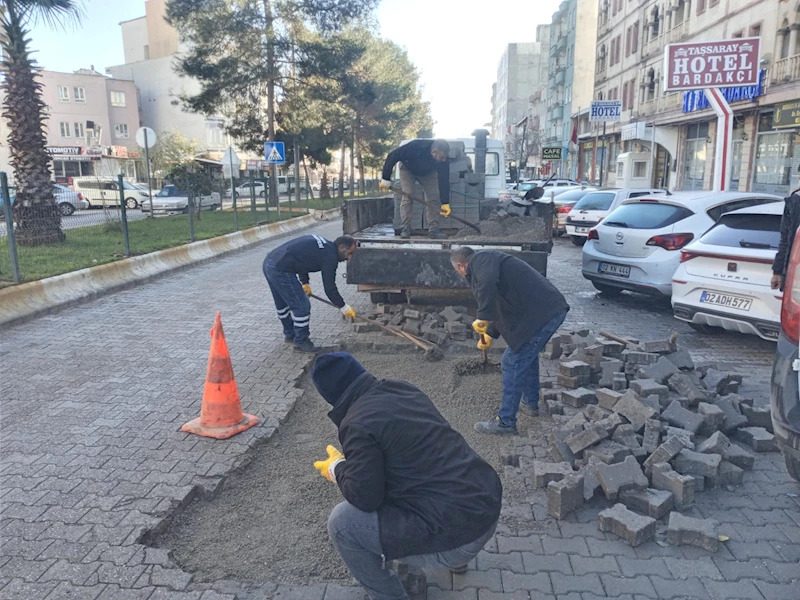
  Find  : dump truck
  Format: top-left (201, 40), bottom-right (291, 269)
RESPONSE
top-left (342, 129), bottom-right (552, 304)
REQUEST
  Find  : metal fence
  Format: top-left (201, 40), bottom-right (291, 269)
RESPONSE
top-left (0, 173), bottom-right (347, 286)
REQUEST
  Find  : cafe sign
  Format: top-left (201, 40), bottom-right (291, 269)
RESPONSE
top-left (773, 101), bottom-right (800, 130)
top-left (541, 147), bottom-right (563, 161)
top-left (664, 37), bottom-right (761, 91)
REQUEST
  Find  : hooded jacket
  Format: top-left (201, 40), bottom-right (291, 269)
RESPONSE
top-left (467, 250), bottom-right (569, 352)
top-left (381, 140), bottom-right (450, 204)
top-left (328, 372), bottom-right (502, 560)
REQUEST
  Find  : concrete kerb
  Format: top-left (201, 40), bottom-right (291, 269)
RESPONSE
top-left (0, 207), bottom-right (341, 329)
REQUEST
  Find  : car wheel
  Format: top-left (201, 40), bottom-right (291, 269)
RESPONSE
top-left (259, 190), bottom-right (265, 197)
top-left (210, 204), bottom-right (219, 211)
top-left (688, 322), bottom-right (718, 334)
top-left (125, 197), bottom-right (138, 209)
top-left (570, 236), bottom-right (586, 246)
top-left (592, 281), bottom-right (622, 296)
top-left (784, 455), bottom-right (800, 483)
top-left (58, 202), bottom-right (75, 217)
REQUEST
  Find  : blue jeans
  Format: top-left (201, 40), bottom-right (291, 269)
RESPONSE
top-left (262, 258), bottom-right (311, 344)
top-left (328, 501), bottom-right (497, 600)
top-left (499, 309), bottom-right (567, 427)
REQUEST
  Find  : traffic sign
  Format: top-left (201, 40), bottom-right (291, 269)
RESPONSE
top-left (264, 141), bottom-right (286, 164)
top-left (135, 127), bottom-right (157, 149)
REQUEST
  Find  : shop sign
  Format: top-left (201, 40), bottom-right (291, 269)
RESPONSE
top-left (46, 146), bottom-right (82, 156)
top-left (589, 100), bottom-right (622, 123)
top-left (542, 147), bottom-right (563, 161)
top-left (682, 69), bottom-right (765, 113)
top-left (773, 101), bottom-right (800, 130)
top-left (84, 146), bottom-right (104, 157)
top-left (111, 146), bottom-right (129, 158)
top-left (621, 123), bottom-right (647, 141)
top-left (246, 159), bottom-right (267, 170)
top-left (664, 37), bottom-right (761, 91)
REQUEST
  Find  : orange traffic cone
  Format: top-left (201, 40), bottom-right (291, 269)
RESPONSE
top-left (181, 312), bottom-right (260, 439)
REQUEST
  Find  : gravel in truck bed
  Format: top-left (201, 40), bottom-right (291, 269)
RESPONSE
top-left (454, 210), bottom-right (550, 242)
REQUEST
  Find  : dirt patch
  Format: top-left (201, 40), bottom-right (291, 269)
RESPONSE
top-left (454, 213), bottom-right (550, 243)
top-left (153, 350), bottom-right (541, 586)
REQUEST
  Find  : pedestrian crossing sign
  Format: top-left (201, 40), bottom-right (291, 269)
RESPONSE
top-left (264, 141), bottom-right (286, 164)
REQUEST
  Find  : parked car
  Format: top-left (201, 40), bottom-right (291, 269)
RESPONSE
top-left (581, 191), bottom-right (782, 297)
top-left (234, 181), bottom-right (266, 198)
top-left (672, 202), bottom-right (784, 340)
top-left (72, 177), bottom-right (150, 209)
top-left (771, 224), bottom-right (800, 483)
top-left (538, 187), bottom-right (598, 236)
top-left (0, 183), bottom-right (89, 218)
top-left (142, 185), bottom-right (221, 215)
top-left (527, 178), bottom-right (580, 188)
top-left (566, 188), bottom-right (667, 246)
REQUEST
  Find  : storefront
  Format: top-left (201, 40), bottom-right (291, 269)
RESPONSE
top-left (752, 106), bottom-right (797, 196)
top-left (578, 140), bottom-right (594, 183)
top-left (47, 146), bottom-right (97, 183)
top-left (681, 121), bottom-right (709, 191)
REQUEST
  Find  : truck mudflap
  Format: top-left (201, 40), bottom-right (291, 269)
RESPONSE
top-left (346, 240), bottom-right (550, 289)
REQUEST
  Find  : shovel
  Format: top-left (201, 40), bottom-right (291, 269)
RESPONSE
top-left (390, 186), bottom-right (481, 234)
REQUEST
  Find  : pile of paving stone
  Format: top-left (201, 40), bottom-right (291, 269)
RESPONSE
top-left (502, 328), bottom-right (778, 551)
top-left (352, 304), bottom-right (476, 345)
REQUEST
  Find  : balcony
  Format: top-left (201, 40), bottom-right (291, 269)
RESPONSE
top-left (771, 55), bottom-right (800, 85)
top-left (641, 33), bottom-right (664, 59)
top-left (550, 106), bottom-right (563, 120)
top-left (665, 19), bottom-right (689, 44)
top-left (638, 92), bottom-right (682, 117)
top-left (554, 69), bottom-right (566, 85)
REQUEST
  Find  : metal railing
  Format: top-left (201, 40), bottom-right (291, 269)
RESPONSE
top-left (771, 55), bottom-right (800, 85)
top-left (638, 92), bottom-right (682, 117)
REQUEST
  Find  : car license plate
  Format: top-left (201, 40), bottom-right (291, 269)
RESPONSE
top-left (598, 262), bottom-right (631, 278)
top-left (575, 226), bottom-right (589, 233)
top-left (699, 291), bottom-right (752, 311)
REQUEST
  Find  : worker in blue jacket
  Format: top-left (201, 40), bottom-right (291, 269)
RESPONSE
top-left (263, 234), bottom-right (357, 352)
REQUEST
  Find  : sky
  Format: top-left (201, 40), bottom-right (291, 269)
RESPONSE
top-left (28, 0), bottom-right (562, 139)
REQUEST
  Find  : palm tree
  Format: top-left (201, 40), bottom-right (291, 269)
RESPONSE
top-left (0, 0), bottom-right (83, 245)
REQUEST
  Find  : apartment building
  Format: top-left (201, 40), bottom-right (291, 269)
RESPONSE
top-left (106, 0), bottom-right (236, 165)
top-left (0, 67), bottom-right (140, 183)
top-left (544, 0), bottom-right (599, 179)
top-left (491, 28), bottom-right (551, 163)
top-left (593, 0), bottom-right (795, 194)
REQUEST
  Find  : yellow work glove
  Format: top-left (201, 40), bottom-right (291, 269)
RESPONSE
top-left (314, 445), bottom-right (345, 483)
top-left (472, 319), bottom-right (489, 335)
top-left (379, 179), bottom-right (393, 190)
top-left (477, 335), bottom-right (492, 351)
top-left (440, 204), bottom-right (451, 218)
top-left (302, 284), bottom-right (312, 297)
top-left (341, 304), bottom-right (356, 319)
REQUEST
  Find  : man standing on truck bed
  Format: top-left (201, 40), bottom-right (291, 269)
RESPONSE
top-left (451, 246), bottom-right (570, 435)
top-left (379, 139), bottom-right (452, 240)
top-left (263, 234), bottom-right (357, 353)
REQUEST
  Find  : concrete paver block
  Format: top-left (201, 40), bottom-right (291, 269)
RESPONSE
top-left (723, 443), bottom-right (755, 470)
top-left (674, 448), bottom-right (722, 478)
top-left (596, 388), bottom-right (623, 410)
top-left (630, 379), bottom-right (669, 399)
top-left (714, 396), bottom-right (749, 432)
top-left (643, 435), bottom-right (686, 474)
top-left (734, 427), bottom-right (778, 452)
top-left (642, 419), bottom-right (661, 454)
top-left (577, 456), bottom-right (605, 501)
top-left (637, 356), bottom-right (680, 384)
top-left (664, 426), bottom-right (695, 450)
top-left (667, 512), bottom-right (719, 552)
top-left (585, 405), bottom-right (611, 421)
top-left (703, 369), bottom-right (742, 396)
top-left (547, 472), bottom-right (585, 519)
top-left (598, 503), bottom-right (657, 547)
top-left (697, 402), bottom-right (725, 436)
top-left (566, 423), bottom-right (609, 454)
top-left (661, 400), bottom-right (705, 434)
top-left (561, 387), bottom-right (596, 408)
top-left (622, 350), bottom-right (660, 365)
top-left (531, 461), bottom-right (574, 489)
top-left (612, 390), bottom-right (657, 432)
top-left (667, 373), bottom-right (708, 405)
top-left (595, 455), bottom-right (648, 500)
top-left (584, 440), bottom-right (633, 464)
top-left (740, 404), bottom-right (773, 432)
top-left (651, 462), bottom-right (695, 509)
top-left (696, 431), bottom-right (730, 455)
top-left (665, 349), bottom-right (695, 370)
top-left (619, 488), bottom-right (674, 520)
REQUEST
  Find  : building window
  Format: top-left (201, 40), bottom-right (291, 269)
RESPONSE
top-left (732, 30), bottom-right (743, 38)
top-left (58, 86), bottom-right (69, 102)
top-left (645, 68), bottom-right (656, 101)
top-left (114, 123), bottom-right (129, 139)
top-left (697, 0), bottom-right (706, 14)
top-left (753, 112), bottom-right (794, 191)
top-left (633, 161), bottom-right (647, 178)
top-left (682, 122), bottom-right (709, 191)
top-left (110, 91), bottom-right (126, 107)
top-left (749, 23), bottom-right (761, 38)
top-left (74, 122), bottom-right (85, 138)
top-left (709, 0), bottom-right (719, 6)
top-left (632, 22), bottom-right (639, 53)
top-left (207, 120), bottom-right (225, 147)
top-left (59, 122), bottom-right (71, 137)
top-left (73, 87), bottom-right (86, 103)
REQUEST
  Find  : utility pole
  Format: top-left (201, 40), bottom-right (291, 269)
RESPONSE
top-left (263, 0), bottom-right (278, 208)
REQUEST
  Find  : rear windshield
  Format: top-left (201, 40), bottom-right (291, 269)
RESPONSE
top-left (573, 192), bottom-right (616, 211)
top-left (553, 189), bottom-right (590, 202)
top-left (602, 203), bottom-right (694, 229)
top-left (699, 213), bottom-right (781, 250)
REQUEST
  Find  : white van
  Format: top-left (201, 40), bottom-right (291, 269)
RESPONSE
top-left (72, 177), bottom-right (151, 209)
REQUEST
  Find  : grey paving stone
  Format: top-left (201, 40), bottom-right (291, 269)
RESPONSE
top-left (550, 574), bottom-right (603, 595)
top-left (599, 574), bottom-right (658, 598)
top-left (616, 557), bottom-right (671, 578)
top-left (427, 589), bottom-right (477, 600)
top-left (453, 569), bottom-right (502, 592)
top-left (567, 555), bottom-right (620, 575)
top-left (44, 582), bottom-right (108, 600)
top-left (541, 536), bottom-right (590, 557)
top-left (649, 576), bottom-right (712, 600)
top-left (3, 556), bottom-right (57, 582)
top-left (476, 551), bottom-right (523, 573)
top-left (496, 536), bottom-right (543, 554)
top-left (475, 591), bottom-right (530, 600)
top-left (663, 557), bottom-right (724, 580)
top-left (500, 571), bottom-right (552, 594)
top-left (704, 579), bottom-right (767, 600)
top-left (521, 552), bottom-right (572, 575)
top-left (0, 578), bottom-right (59, 600)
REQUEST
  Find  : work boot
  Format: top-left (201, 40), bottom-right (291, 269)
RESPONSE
top-left (519, 401), bottom-right (539, 417)
top-left (293, 339), bottom-right (320, 353)
top-left (428, 227), bottom-right (447, 240)
top-left (284, 334), bottom-right (295, 343)
top-left (399, 226), bottom-right (411, 239)
top-left (450, 564), bottom-right (469, 575)
top-left (474, 416), bottom-right (517, 435)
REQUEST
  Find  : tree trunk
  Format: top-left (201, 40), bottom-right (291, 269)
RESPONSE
top-left (357, 150), bottom-right (366, 195)
top-left (338, 140), bottom-right (345, 198)
top-left (349, 134), bottom-right (355, 199)
top-left (303, 158), bottom-right (315, 200)
top-left (2, 5), bottom-right (63, 245)
top-left (263, 0), bottom-right (278, 207)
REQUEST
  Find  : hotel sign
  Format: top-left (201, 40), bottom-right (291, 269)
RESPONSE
top-left (664, 37), bottom-right (760, 91)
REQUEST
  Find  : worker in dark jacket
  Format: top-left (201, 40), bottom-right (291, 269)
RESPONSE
top-left (772, 177), bottom-right (800, 291)
top-left (379, 139), bottom-right (451, 240)
top-left (262, 234), bottom-right (356, 353)
top-left (451, 247), bottom-right (570, 435)
top-left (312, 352), bottom-right (502, 600)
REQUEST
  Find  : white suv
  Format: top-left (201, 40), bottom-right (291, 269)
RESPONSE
top-left (565, 188), bottom-right (666, 246)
